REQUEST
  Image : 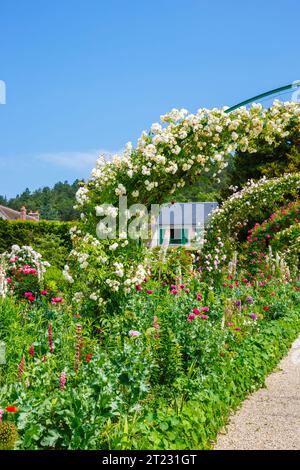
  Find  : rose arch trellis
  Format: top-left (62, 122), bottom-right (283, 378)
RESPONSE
top-left (69, 101), bottom-right (300, 313)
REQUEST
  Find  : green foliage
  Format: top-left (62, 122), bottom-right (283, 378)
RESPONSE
top-left (0, 220), bottom-right (72, 268)
top-left (224, 127), bottom-right (300, 197)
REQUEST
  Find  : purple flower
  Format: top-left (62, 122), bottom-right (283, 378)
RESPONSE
top-left (235, 300), bottom-right (241, 309)
top-left (129, 330), bottom-right (141, 337)
top-left (249, 312), bottom-right (257, 320)
top-left (246, 296), bottom-right (254, 305)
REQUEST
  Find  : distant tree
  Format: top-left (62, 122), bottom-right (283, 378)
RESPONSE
top-left (0, 180), bottom-right (82, 221)
top-left (223, 128), bottom-right (300, 198)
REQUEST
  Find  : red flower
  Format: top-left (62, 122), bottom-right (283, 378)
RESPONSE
top-left (40, 290), bottom-right (48, 296)
top-left (135, 284), bottom-right (141, 292)
top-left (263, 306), bottom-right (270, 311)
top-left (85, 353), bottom-right (93, 362)
top-left (5, 406), bottom-right (18, 413)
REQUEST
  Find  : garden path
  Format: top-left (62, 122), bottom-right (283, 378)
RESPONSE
top-left (215, 335), bottom-right (300, 450)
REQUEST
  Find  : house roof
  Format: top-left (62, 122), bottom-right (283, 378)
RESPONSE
top-left (0, 205), bottom-right (38, 221)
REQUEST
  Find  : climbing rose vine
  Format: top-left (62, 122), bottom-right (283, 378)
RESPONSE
top-left (68, 101), bottom-right (300, 314)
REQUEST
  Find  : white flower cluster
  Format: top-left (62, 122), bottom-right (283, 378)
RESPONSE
top-left (0, 262), bottom-right (8, 298)
top-left (63, 264), bottom-right (74, 283)
top-left (1, 245), bottom-right (50, 281)
top-left (74, 100), bottom-right (300, 210)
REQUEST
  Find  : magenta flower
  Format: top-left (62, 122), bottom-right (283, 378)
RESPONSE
top-left (51, 297), bottom-right (63, 304)
top-left (187, 313), bottom-right (195, 322)
top-left (179, 284), bottom-right (185, 289)
top-left (24, 292), bottom-right (33, 298)
top-left (193, 308), bottom-right (201, 315)
top-left (200, 315), bottom-right (208, 319)
top-left (135, 284), bottom-right (141, 292)
top-left (40, 290), bottom-right (48, 296)
top-left (201, 306), bottom-right (209, 312)
top-left (170, 284), bottom-right (177, 290)
top-left (170, 289), bottom-right (178, 295)
top-left (146, 290), bottom-right (153, 295)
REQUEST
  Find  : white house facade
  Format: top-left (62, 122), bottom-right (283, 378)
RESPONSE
top-left (150, 202), bottom-right (218, 248)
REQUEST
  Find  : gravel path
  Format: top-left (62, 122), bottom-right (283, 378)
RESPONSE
top-left (215, 335), bottom-right (300, 450)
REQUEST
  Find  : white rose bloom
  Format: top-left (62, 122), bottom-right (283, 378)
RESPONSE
top-left (109, 242), bottom-right (119, 251)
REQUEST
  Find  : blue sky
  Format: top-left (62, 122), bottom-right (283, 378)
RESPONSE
top-left (0, 0), bottom-right (300, 198)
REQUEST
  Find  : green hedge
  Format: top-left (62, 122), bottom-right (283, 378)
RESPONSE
top-left (0, 220), bottom-right (73, 268)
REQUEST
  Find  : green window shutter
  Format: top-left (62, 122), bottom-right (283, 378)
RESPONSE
top-left (182, 228), bottom-right (189, 245)
top-left (159, 228), bottom-right (165, 245)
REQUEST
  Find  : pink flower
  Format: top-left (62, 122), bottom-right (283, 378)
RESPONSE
top-left (179, 284), bottom-right (185, 289)
top-left (18, 355), bottom-right (25, 379)
top-left (6, 277), bottom-right (12, 283)
top-left (51, 297), bottom-right (63, 304)
top-left (184, 288), bottom-right (190, 294)
top-left (40, 290), bottom-right (48, 296)
top-left (129, 330), bottom-right (141, 337)
top-left (196, 293), bottom-right (202, 301)
top-left (201, 306), bottom-right (209, 312)
top-left (59, 372), bottom-right (67, 390)
top-left (170, 289), bottom-right (178, 295)
top-left (187, 313), bottom-right (195, 322)
top-left (146, 290), bottom-right (153, 295)
top-left (28, 344), bottom-right (35, 357)
top-left (170, 284), bottom-right (177, 290)
top-left (192, 308), bottom-right (201, 315)
top-left (200, 315), bottom-right (208, 319)
top-left (24, 292), bottom-right (33, 298)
